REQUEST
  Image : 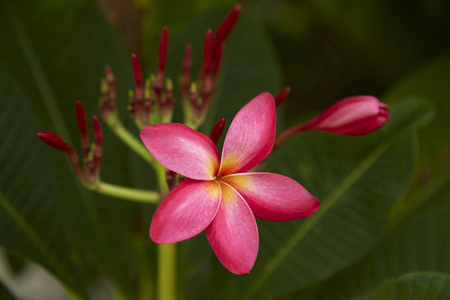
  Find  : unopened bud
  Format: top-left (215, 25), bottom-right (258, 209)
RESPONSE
top-left (76, 101), bottom-right (87, 135)
top-left (213, 4), bottom-right (241, 56)
top-left (157, 26), bottom-right (168, 86)
top-left (203, 29), bottom-right (213, 75)
top-left (275, 87), bottom-right (291, 107)
top-left (209, 118), bottom-right (226, 144)
top-left (276, 95), bottom-right (389, 146)
top-left (132, 54), bottom-right (143, 101)
top-left (213, 42), bottom-right (225, 76)
top-left (158, 27), bottom-right (168, 71)
top-left (38, 131), bottom-right (73, 153)
top-left (76, 101), bottom-right (90, 158)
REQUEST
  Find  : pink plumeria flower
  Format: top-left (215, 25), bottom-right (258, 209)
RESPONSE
top-left (277, 95), bottom-right (389, 145)
top-left (140, 93), bottom-right (320, 274)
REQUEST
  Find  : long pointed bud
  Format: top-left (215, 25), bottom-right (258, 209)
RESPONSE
top-left (38, 131), bottom-right (73, 154)
top-left (275, 87), bottom-right (291, 107)
top-left (213, 4), bottom-right (241, 55)
top-left (157, 26), bottom-right (168, 85)
top-left (132, 54), bottom-right (143, 99)
top-left (213, 42), bottom-right (225, 77)
top-left (276, 95), bottom-right (389, 146)
top-left (209, 118), bottom-right (226, 144)
top-left (38, 132), bottom-right (85, 182)
top-left (203, 29), bottom-right (214, 75)
top-left (76, 101), bottom-right (90, 159)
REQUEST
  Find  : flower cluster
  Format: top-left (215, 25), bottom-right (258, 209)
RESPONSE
top-left (38, 101), bottom-right (103, 186)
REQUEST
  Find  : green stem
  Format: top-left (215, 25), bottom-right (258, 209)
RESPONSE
top-left (110, 122), bottom-right (154, 164)
top-left (158, 243), bottom-right (176, 300)
top-left (89, 182), bottom-right (159, 204)
top-left (152, 157), bottom-right (175, 299)
top-left (154, 164), bottom-right (169, 195)
top-left (134, 236), bottom-right (155, 300)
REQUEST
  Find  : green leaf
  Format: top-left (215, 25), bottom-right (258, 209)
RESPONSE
top-left (383, 54), bottom-right (450, 177)
top-left (282, 166), bottom-right (450, 299)
top-left (0, 279), bottom-right (16, 300)
top-left (0, 1), bottom-right (140, 297)
top-left (237, 99), bottom-right (432, 299)
top-left (360, 272), bottom-right (450, 300)
top-left (0, 69), bottom-right (87, 298)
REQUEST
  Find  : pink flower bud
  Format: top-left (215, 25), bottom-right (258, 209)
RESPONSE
top-left (158, 26), bottom-right (168, 73)
top-left (212, 42), bottom-right (225, 76)
top-left (209, 118), bottom-right (226, 144)
top-left (203, 29), bottom-right (213, 75)
top-left (76, 101), bottom-right (90, 159)
top-left (277, 95), bottom-right (389, 146)
top-left (132, 54), bottom-right (143, 86)
top-left (213, 4), bottom-right (241, 56)
top-left (307, 95), bottom-right (389, 135)
top-left (275, 87), bottom-right (290, 107)
top-left (38, 131), bottom-right (73, 153)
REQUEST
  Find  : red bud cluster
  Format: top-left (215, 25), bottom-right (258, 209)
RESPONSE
top-left (181, 4), bottom-right (241, 127)
top-left (127, 27), bottom-right (174, 129)
top-left (38, 102), bottom-right (103, 185)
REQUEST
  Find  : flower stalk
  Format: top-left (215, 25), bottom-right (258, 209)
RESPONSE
top-left (181, 4), bottom-right (241, 129)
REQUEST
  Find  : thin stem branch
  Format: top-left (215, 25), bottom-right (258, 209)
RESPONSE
top-left (110, 122), bottom-right (154, 164)
top-left (88, 181), bottom-right (160, 204)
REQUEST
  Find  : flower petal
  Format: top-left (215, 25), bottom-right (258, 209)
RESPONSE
top-left (150, 179), bottom-right (221, 243)
top-left (219, 92), bottom-right (276, 176)
top-left (141, 123), bottom-right (220, 180)
top-left (223, 173), bottom-right (320, 221)
top-left (206, 182), bottom-right (258, 274)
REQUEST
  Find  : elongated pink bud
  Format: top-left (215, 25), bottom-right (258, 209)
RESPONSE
top-left (209, 118), bottom-right (226, 144)
top-left (38, 131), bottom-right (73, 153)
top-left (213, 4), bottom-right (241, 55)
top-left (93, 115), bottom-right (103, 145)
top-left (76, 101), bottom-right (87, 134)
top-left (38, 131), bottom-right (86, 182)
top-left (76, 101), bottom-right (90, 158)
top-left (275, 87), bottom-right (290, 107)
top-left (213, 42), bottom-right (225, 76)
top-left (203, 29), bottom-right (214, 75)
top-left (158, 26), bottom-right (168, 72)
top-left (309, 95), bottom-right (389, 135)
top-left (277, 95), bottom-right (389, 145)
top-left (132, 54), bottom-right (143, 86)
